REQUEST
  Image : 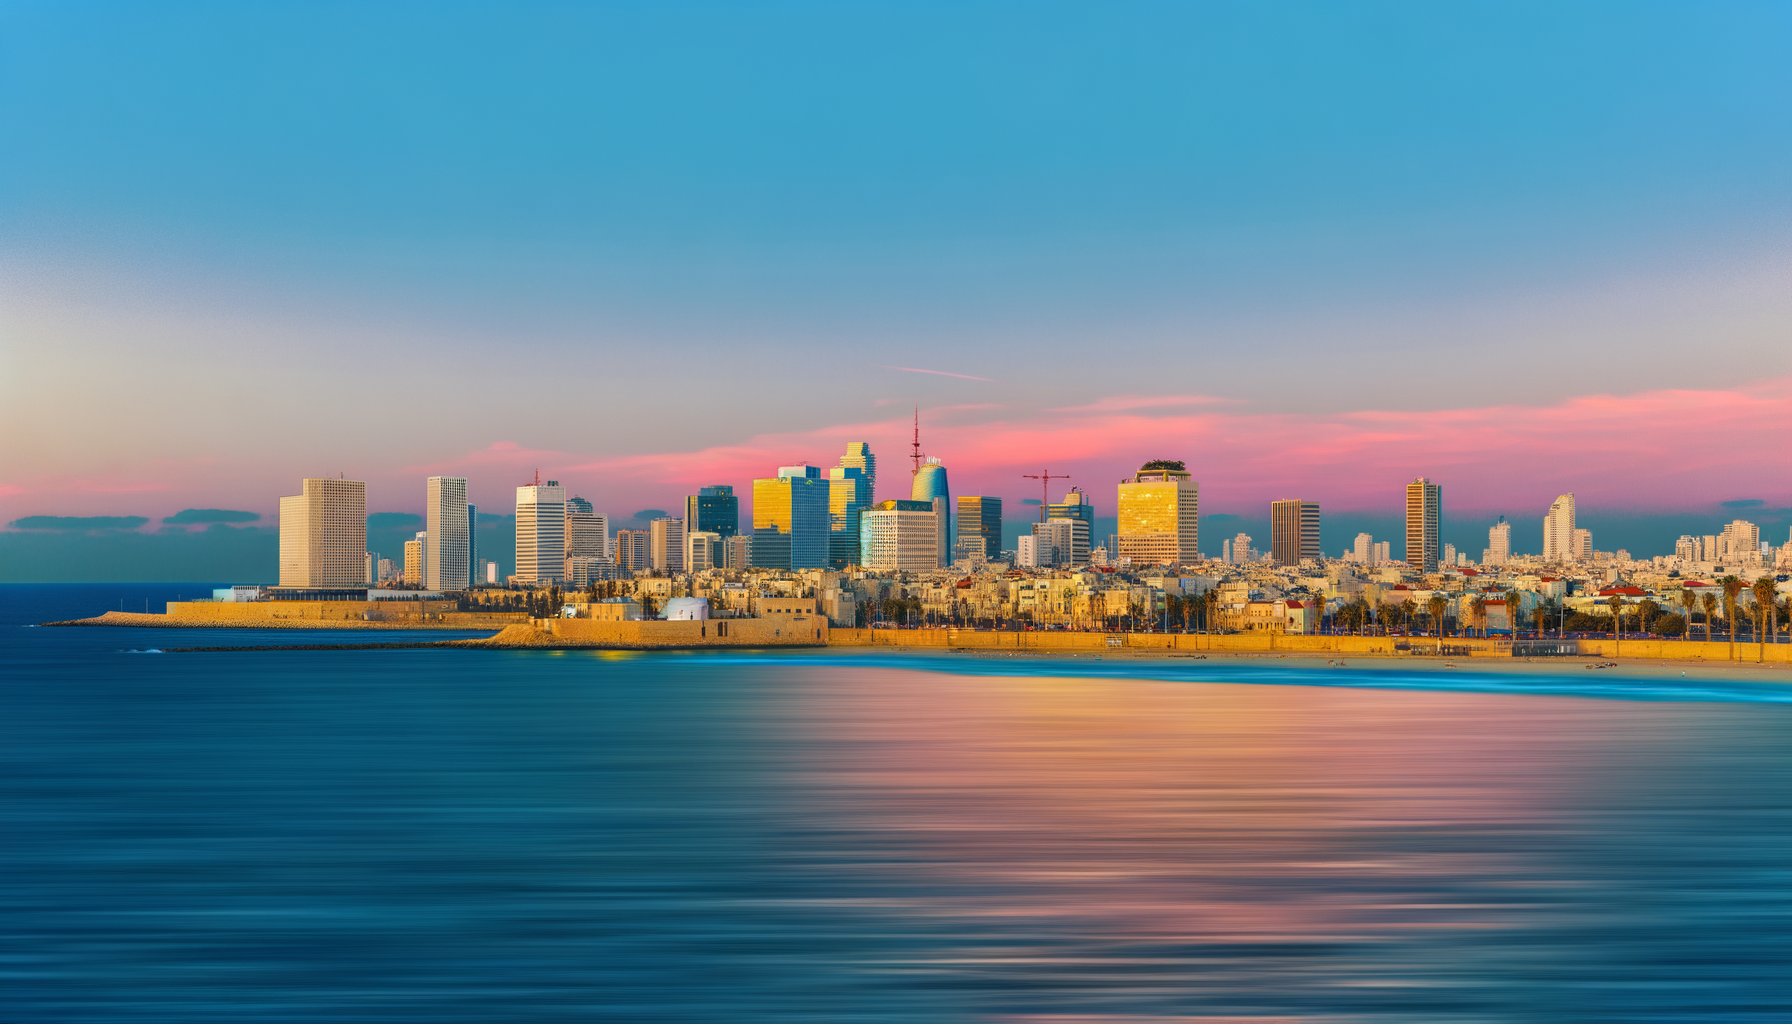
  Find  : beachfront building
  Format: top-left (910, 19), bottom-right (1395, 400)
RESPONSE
top-left (425, 476), bottom-right (470, 591)
top-left (515, 480), bottom-right (567, 582)
top-left (278, 477), bottom-right (368, 588)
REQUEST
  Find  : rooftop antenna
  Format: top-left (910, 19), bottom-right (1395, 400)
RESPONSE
top-left (534, 468), bottom-right (540, 487)
top-left (910, 406), bottom-right (925, 476)
top-left (1021, 470), bottom-right (1071, 523)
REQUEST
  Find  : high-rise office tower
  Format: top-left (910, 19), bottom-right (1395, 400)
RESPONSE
top-left (837, 442), bottom-right (877, 503)
top-left (467, 504), bottom-right (478, 586)
top-left (826, 466), bottom-right (872, 568)
top-left (957, 496), bottom-right (1003, 560)
top-left (686, 531), bottom-right (721, 572)
top-left (650, 517), bottom-right (686, 572)
top-left (1373, 540), bottom-right (1390, 564)
top-left (425, 476), bottom-right (470, 591)
top-left (1405, 477), bottom-right (1441, 572)
top-left (1571, 528), bottom-right (1592, 561)
top-left (1541, 494), bottom-right (1575, 563)
top-left (1117, 460), bottom-right (1199, 566)
top-left (565, 496), bottom-right (609, 562)
top-left (859, 499), bottom-right (940, 571)
top-left (515, 479), bottom-right (567, 582)
top-left (1046, 489), bottom-right (1095, 550)
top-left (278, 477), bottom-right (367, 588)
top-left (1269, 499), bottom-right (1320, 566)
top-left (911, 457), bottom-right (950, 562)
top-left (1353, 532), bottom-right (1373, 563)
top-left (685, 486), bottom-right (739, 538)
top-left (722, 533), bottom-right (752, 570)
top-left (753, 465), bottom-right (830, 570)
top-left (614, 529), bottom-right (649, 572)
top-left (1033, 517), bottom-right (1089, 567)
top-left (1487, 517), bottom-right (1511, 566)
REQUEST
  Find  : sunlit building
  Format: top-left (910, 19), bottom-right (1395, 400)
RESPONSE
top-left (753, 464), bottom-right (830, 570)
top-left (425, 476), bottom-right (470, 591)
top-left (515, 480), bottom-right (566, 582)
top-left (686, 530), bottom-right (721, 572)
top-left (1405, 477), bottom-right (1441, 572)
top-left (1045, 489), bottom-right (1094, 550)
top-left (911, 457), bottom-right (951, 564)
top-left (860, 499), bottom-right (940, 571)
top-left (278, 477), bottom-right (367, 588)
top-left (614, 529), bottom-right (649, 572)
top-left (565, 496), bottom-right (610, 562)
top-left (827, 466), bottom-right (872, 567)
top-left (837, 442), bottom-right (877, 503)
top-left (1269, 499), bottom-right (1319, 566)
top-left (650, 517), bottom-right (686, 572)
top-left (403, 531), bottom-right (426, 584)
top-left (957, 495), bottom-right (1004, 560)
top-left (1486, 517), bottom-right (1511, 566)
top-left (1117, 460), bottom-right (1199, 566)
top-left (1541, 493), bottom-right (1576, 562)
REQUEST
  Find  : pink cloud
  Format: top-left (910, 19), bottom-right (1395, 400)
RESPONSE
top-left (1048, 394), bottom-right (1241, 413)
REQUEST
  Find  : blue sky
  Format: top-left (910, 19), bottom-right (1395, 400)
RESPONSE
top-left (2, 2), bottom-right (1789, 579)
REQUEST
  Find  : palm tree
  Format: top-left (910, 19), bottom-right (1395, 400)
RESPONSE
top-left (1607, 592), bottom-right (1625, 656)
top-left (1752, 577), bottom-right (1776, 663)
top-left (1311, 595), bottom-right (1325, 636)
top-left (1531, 602), bottom-right (1548, 639)
top-left (1701, 593), bottom-right (1718, 646)
top-left (1470, 595), bottom-right (1487, 638)
top-left (1721, 575), bottom-right (1745, 661)
top-left (1505, 589), bottom-right (1522, 637)
top-left (1427, 594), bottom-right (1449, 638)
top-left (1679, 587), bottom-right (1698, 643)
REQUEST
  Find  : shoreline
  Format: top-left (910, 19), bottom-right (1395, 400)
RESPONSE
top-left (43, 611), bottom-right (507, 631)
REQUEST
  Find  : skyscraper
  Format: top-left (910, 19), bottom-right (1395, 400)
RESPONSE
top-left (565, 496), bottom-right (609, 561)
top-left (1353, 532), bottom-right (1373, 563)
top-left (1405, 477), bottom-right (1442, 572)
top-left (649, 517), bottom-right (686, 571)
top-left (403, 533), bottom-right (425, 584)
top-left (614, 529), bottom-right (649, 571)
top-left (956, 496), bottom-right (1003, 560)
top-left (911, 457), bottom-right (950, 563)
top-left (685, 485), bottom-right (739, 538)
top-left (278, 477), bottom-right (367, 588)
top-left (515, 479), bottom-right (566, 582)
top-left (753, 465), bottom-right (830, 570)
top-left (1117, 460), bottom-right (1199, 566)
top-left (425, 476), bottom-right (470, 591)
top-left (826, 466), bottom-right (872, 568)
top-left (1541, 493), bottom-right (1576, 563)
top-left (1486, 517), bottom-right (1511, 566)
top-left (859, 499), bottom-right (940, 571)
top-left (467, 504), bottom-right (478, 586)
top-left (1269, 499), bottom-right (1320, 566)
top-left (837, 442), bottom-right (877, 503)
top-left (1034, 517), bottom-right (1089, 566)
top-left (1046, 489), bottom-right (1095, 550)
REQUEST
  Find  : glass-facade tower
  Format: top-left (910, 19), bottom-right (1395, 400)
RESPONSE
top-left (838, 443), bottom-right (877, 503)
top-left (685, 485), bottom-right (739, 538)
top-left (753, 465), bottom-right (830, 570)
top-left (1116, 461), bottom-right (1199, 566)
top-left (910, 458), bottom-right (950, 560)
top-left (1269, 499), bottom-right (1320, 566)
top-left (956, 496), bottom-right (1003, 559)
top-left (1045, 489), bottom-right (1094, 548)
top-left (827, 466), bottom-right (872, 568)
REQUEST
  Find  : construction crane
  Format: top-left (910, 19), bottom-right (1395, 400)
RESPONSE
top-left (1021, 470), bottom-right (1071, 523)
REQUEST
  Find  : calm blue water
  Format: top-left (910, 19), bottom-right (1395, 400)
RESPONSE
top-left (4, 584), bottom-right (1790, 1021)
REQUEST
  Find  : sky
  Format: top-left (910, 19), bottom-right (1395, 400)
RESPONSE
top-left (3, 2), bottom-right (1790, 580)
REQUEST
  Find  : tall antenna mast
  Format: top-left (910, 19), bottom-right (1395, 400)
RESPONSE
top-left (910, 406), bottom-right (924, 476)
top-left (534, 468), bottom-right (540, 487)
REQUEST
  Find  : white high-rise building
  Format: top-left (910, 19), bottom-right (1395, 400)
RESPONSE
top-left (425, 476), bottom-right (470, 591)
top-left (515, 480), bottom-right (567, 582)
top-left (278, 477), bottom-right (367, 588)
top-left (1542, 493), bottom-right (1576, 562)
top-left (1719, 520), bottom-right (1760, 562)
top-left (1232, 532), bottom-right (1253, 564)
top-left (859, 499), bottom-right (940, 571)
top-left (650, 517), bottom-right (686, 571)
top-left (1487, 518), bottom-right (1511, 566)
top-left (1031, 517), bottom-right (1089, 567)
top-left (1443, 542), bottom-right (1457, 567)
top-left (1353, 532), bottom-right (1372, 563)
top-left (1016, 535), bottom-right (1040, 569)
top-left (686, 531), bottom-right (721, 572)
top-left (1373, 540), bottom-right (1391, 564)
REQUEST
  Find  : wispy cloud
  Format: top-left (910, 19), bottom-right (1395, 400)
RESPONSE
top-left (1049, 394), bottom-right (1241, 413)
top-left (878, 365), bottom-right (996, 382)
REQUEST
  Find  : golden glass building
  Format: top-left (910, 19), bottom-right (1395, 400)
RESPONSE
top-left (1116, 460), bottom-right (1199, 566)
top-left (753, 465), bottom-right (830, 570)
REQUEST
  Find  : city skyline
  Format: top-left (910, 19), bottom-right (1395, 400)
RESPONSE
top-left (4, 4), bottom-right (1791, 579)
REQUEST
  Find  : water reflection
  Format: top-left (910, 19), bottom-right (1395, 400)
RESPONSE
top-left (774, 669), bottom-right (1791, 1019)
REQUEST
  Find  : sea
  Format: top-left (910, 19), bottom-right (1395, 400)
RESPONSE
top-left (4, 582), bottom-right (1790, 1021)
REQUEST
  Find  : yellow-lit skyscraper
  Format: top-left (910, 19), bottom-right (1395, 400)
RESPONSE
top-left (753, 465), bottom-right (830, 570)
top-left (278, 477), bottom-right (367, 588)
top-left (1116, 460), bottom-right (1198, 566)
top-left (1405, 477), bottom-right (1442, 572)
